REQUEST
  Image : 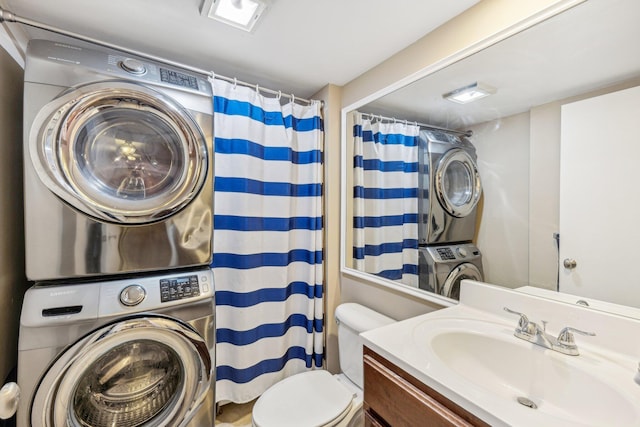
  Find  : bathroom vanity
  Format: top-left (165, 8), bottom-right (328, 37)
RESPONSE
top-left (361, 281), bottom-right (640, 427)
top-left (363, 346), bottom-right (488, 426)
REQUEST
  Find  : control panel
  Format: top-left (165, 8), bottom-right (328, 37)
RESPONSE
top-left (160, 274), bottom-right (200, 302)
top-left (427, 243), bottom-right (482, 262)
top-left (159, 68), bottom-right (199, 90)
top-left (435, 247), bottom-right (456, 260)
top-left (101, 268), bottom-right (213, 316)
top-left (26, 40), bottom-right (212, 97)
top-left (21, 268), bottom-right (214, 326)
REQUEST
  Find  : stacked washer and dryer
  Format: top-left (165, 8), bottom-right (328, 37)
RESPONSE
top-left (417, 130), bottom-right (484, 300)
top-left (14, 39), bottom-right (216, 426)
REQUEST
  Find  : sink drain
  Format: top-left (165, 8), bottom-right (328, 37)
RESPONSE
top-left (517, 397), bottom-right (538, 409)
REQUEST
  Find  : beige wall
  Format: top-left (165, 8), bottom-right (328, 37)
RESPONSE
top-left (0, 43), bottom-right (26, 383)
top-left (336, 0), bottom-right (580, 322)
top-left (312, 84), bottom-right (343, 374)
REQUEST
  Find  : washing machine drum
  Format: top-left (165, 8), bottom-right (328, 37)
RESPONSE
top-left (30, 81), bottom-right (209, 224)
top-left (441, 263), bottom-right (483, 300)
top-left (31, 316), bottom-right (212, 427)
top-left (434, 148), bottom-right (482, 218)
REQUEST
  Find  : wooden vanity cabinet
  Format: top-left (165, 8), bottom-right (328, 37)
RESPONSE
top-left (363, 346), bottom-right (490, 427)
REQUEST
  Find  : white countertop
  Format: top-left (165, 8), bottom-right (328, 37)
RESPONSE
top-left (361, 280), bottom-right (640, 427)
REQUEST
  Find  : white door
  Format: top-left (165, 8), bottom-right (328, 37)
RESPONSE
top-left (559, 85), bottom-right (640, 307)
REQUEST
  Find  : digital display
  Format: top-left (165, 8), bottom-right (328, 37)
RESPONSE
top-left (160, 68), bottom-right (198, 90)
top-left (436, 247), bottom-right (456, 261)
top-left (159, 67), bottom-right (199, 90)
top-left (160, 275), bottom-right (200, 302)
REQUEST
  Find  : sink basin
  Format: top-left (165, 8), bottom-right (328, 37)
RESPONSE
top-left (412, 318), bottom-right (640, 427)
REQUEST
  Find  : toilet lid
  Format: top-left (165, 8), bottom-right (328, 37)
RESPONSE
top-left (252, 370), bottom-right (355, 427)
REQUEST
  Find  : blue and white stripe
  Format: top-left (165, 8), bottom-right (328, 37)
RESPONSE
top-left (353, 113), bottom-right (419, 286)
top-left (212, 80), bottom-right (324, 404)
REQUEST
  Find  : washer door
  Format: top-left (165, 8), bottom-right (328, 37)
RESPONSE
top-left (31, 316), bottom-right (212, 427)
top-left (441, 263), bottom-right (483, 300)
top-left (30, 81), bottom-right (208, 224)
top-left (434, 149), bottom-right (482, 218)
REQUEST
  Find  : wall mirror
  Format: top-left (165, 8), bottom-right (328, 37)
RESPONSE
top-left (340, 0), bottom-right (640, 314)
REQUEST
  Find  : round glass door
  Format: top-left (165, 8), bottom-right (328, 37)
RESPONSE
top-left (30, 81), bottom-right (209, 224)
top-left (31, 316), bottom-right (212, 427)
top-left (441, 263), bottom-right (483, 300)
top-left (72, 340), bottom-right (183, 427)
top-left (434, 149), bottom-right (482, 218)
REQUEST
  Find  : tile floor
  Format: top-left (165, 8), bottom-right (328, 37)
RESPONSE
top-left (215, 400), bottom-right (256, 427)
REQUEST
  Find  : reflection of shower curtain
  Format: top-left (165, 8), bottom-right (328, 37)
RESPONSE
top-left (212, 80), bottom-right (324, 404)
top-left (353, 113), bottom-right (419, 287)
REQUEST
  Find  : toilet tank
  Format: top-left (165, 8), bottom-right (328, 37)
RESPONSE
top-left (335, 303), bottom-right (395, 389)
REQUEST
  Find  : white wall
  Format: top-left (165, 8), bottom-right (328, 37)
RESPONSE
top-left (473, 112), bottom-right (530, 288)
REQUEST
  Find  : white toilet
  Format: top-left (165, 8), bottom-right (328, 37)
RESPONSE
top-left (251, 303), bottom-right (395, 427)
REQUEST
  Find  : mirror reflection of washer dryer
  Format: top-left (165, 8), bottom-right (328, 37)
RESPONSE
top-left (23, 40), bottom-right (214, 281)
top-left (418, 244), bottom-right (484, 300)
top-left (16, 268), bottom-right (215, 427)
top-left (418, 130), bottom-right (482, 245)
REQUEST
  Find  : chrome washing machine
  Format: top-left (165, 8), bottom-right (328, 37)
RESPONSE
top-left (418, 129), bottom-right (482, 245)
top-left (23, 39), bottom-right (214, 281)
top-left (418, 243), bottom-right (484, 300)
top-left (15, 268), bottom-right (215, 427)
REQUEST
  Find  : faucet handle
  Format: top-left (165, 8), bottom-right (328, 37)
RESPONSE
top-left (556, 327), bottom-right (596, 348)
top-left (503, 307), bottom-right (529, 329)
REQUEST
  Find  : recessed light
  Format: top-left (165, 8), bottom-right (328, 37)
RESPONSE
top-left (201, 0), bottom-right (268, 32)
top-left (443, 82), bottom-right (496, 104)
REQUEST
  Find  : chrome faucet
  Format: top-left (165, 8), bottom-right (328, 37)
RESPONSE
top-left (504, 307), bottom-right (595, 356)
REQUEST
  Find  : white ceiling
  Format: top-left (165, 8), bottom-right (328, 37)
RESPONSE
top-left (1, 0), bottom-right (479, 98)
top-left (366, 0), bottom-right (640, 130)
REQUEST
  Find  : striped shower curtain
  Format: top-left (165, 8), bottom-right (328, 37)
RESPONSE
top-left (211, 79), bottom-right (324, 404)
top-left (353, 113), bottom-right (419, 287)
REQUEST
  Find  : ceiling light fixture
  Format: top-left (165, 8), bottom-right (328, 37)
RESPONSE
top-left (443, 82), bottom-right (497, 104)
top-left (200, 0), bottom-right (268, 32)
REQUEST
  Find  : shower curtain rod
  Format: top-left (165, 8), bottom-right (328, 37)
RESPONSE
top-left (360, 112), bottom-right (472, 137)
top-left (0, 7), bottom-right (317, 106)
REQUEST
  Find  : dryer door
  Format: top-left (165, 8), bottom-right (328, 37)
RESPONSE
top-left (440, 263), bottom-right (483, 300)
top-left (29, 81), bottom-right (209, 224)
top-left (31, 316), bottom-right (212, 427)
top-left (434, 149), bottom-right (482, 218)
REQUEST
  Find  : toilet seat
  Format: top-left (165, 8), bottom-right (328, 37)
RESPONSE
top-left (252, 370), bottom-right (355, 427)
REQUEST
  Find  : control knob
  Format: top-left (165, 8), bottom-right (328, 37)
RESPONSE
top-left (120, 58), bottom-right (147, 75)
top-left (120, 284), bottom-right (146, 306)
top-left (457, 247), bottom-right (468, 258)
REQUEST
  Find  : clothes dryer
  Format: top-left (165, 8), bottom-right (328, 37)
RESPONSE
top-left (418, 243), bottom-right (483, 300)
top-left (418, 130), bottom-right (482, 245)
top-left (23, 39), bottom-right (213, 281)
top-left (16, 268), bottom-right (215, 427)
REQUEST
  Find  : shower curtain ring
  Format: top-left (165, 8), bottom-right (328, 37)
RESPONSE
top-left (233, 77), bottom-right (237, 89)
top-left (256, 84), bottom-right (260, 94)
top-left (277, 90), bottom-right (282, 100)
top-left (290, 94), bottom-right (295, 104)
